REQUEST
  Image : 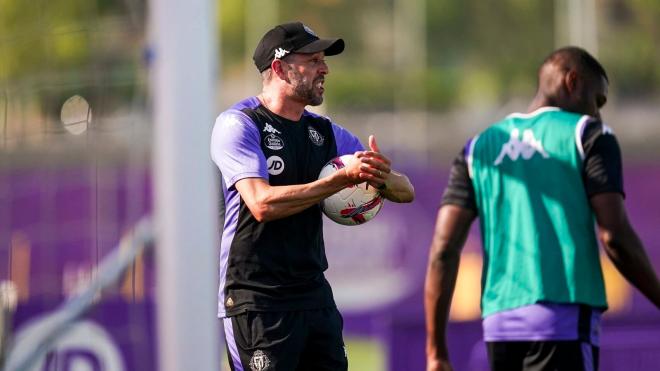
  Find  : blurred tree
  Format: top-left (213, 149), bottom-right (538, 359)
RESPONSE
top-left (4, 0), bottom-right (657, 117)
top-left (600, 0), bottom-right (660, 99)
top-left (0, 0), bottom-right (145, 124)
top-left (214, 0), bottom-right (660, 111)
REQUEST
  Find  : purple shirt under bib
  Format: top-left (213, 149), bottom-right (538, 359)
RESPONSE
top-left (483, 303), bottom-right (602, 345)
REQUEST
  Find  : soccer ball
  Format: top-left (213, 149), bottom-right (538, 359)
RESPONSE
top-left (318, 155), bottom-right (384, 225)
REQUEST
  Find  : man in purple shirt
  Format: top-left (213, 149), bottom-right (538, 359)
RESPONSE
top-left (211, 22), bottom-right (414, 371)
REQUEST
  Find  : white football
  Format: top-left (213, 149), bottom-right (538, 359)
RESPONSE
top-left (318, 155), bottom-right (384, 225)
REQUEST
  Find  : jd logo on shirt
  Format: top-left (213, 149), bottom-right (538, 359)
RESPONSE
top-left (267, 155), bottom-right (284, 175)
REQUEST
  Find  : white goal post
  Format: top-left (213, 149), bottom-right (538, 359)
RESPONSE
top-left (150, 0), bottom-right (220, 370)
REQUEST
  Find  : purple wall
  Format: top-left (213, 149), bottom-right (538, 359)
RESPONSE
top-left (1, 164), bottom-right (154, 370)
top-left (1, 162), bottom-right (659, 370)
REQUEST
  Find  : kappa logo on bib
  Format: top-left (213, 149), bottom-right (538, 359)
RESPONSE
top-left (267, 155), bottom-right (284, 175)
top-left (494, 128), bottom-right (549, 165)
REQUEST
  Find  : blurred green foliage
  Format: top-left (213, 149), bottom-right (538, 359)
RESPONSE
top-left (1, 0), bottom-right (659, 114)
top-left (0, 0), bottom-right (144, 118)
top-left (221, 0), bottom-right (660, 111)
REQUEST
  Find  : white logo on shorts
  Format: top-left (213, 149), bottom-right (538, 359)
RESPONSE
top-left (267, 155), bottom-right (285, 176)
top-left (249, 350), bottom-right (271, 371)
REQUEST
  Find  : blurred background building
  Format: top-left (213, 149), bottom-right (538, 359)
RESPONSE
top-left (1, 0), bottom-right (659, 370)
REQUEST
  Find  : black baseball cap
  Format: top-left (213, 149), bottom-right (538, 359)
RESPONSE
top-left (253, 22), bottom-right (345, 72)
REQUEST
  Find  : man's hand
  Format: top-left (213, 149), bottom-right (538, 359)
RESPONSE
top-left (339, 151), bottom-right (368, 185)
top-left (355, 135), bottom-right (414, 203)
top-left (357, 135), bottom-right (391, 189)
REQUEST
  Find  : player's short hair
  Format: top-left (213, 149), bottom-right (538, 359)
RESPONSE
top-left (541, 46), bottom-right (609, 82)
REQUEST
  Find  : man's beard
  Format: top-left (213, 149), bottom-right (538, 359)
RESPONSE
top-left (290, 72), bottom-right (324, 106)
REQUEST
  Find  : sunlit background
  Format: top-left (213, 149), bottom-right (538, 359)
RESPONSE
top-left (1, 0), bottom-right (659, 370)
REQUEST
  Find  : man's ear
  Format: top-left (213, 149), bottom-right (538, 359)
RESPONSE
top-left (564, 69), bottom-right (579, 94)
top-left (271, 59), bottom-right (288, 80)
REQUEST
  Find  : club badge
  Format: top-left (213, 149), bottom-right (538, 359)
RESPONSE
top-left (308, 127), bottom-right (324, 146)
top-left (249, 350), bottom-right (271, 371)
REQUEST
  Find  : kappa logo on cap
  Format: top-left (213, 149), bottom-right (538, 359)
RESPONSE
top-left (274, 47), bottom-right (289, 59)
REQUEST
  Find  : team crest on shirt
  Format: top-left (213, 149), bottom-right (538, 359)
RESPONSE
top-left (264, 133), bottom-right (284, 150)
top-left (308, 127), bottom-right (324, 146)
top-left (249, 350), bottom-right (271, 371)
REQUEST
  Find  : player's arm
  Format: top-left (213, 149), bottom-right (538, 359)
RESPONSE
top-left (582, 120), bottom-right (660, 308)
top-left (425, 205), bottom-right (475, 371)
top-left (424, 146), bottom-right (477, 371)
top-left (590, 194), bottom-right (660, 308)
top-left (235, 152), bottom-right (366, 222)
top-left (214, 112), bottom-right (380, 222)
top-left (378, 170), bottom-right (415, 203)
top-left (357, 135), bottom-right (415, 203)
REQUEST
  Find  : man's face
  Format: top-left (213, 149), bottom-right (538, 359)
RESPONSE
top-left (282, 51), bottom-right (328, 106)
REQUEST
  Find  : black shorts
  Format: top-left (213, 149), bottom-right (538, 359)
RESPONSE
top-left (222, 307), bottom-right (347, 371)
top-left (487, 340), bottom-right (599, 371)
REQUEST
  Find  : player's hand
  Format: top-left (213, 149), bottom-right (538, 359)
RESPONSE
top-left (341, 151), bottom-right (367, 184)
top-left (358, 135), bottom-right (391, 189)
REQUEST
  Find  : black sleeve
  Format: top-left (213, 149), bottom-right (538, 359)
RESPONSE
top-left (581, 119), bottom-right (625, 198)
top-left (440, 146), bottom-right (478, 211)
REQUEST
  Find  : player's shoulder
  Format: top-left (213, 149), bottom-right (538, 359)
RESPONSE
top-left (302, 109), bottom-right (334, 126)
top-left (580, 116), bottom-right (613, 134)
top-left (215, 97), bottom-right (261, 129)
top-left (302, 109), bottom-right (349, 136)
top-left (581, 116), bottom-right (616, 146)
top-left (302, 110), bottom-right (363, 152)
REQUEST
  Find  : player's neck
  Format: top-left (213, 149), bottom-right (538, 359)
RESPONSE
top-left (527, 93), bottom-right (554, 113)
top-left (258, 90), bottom-right (305, 122)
